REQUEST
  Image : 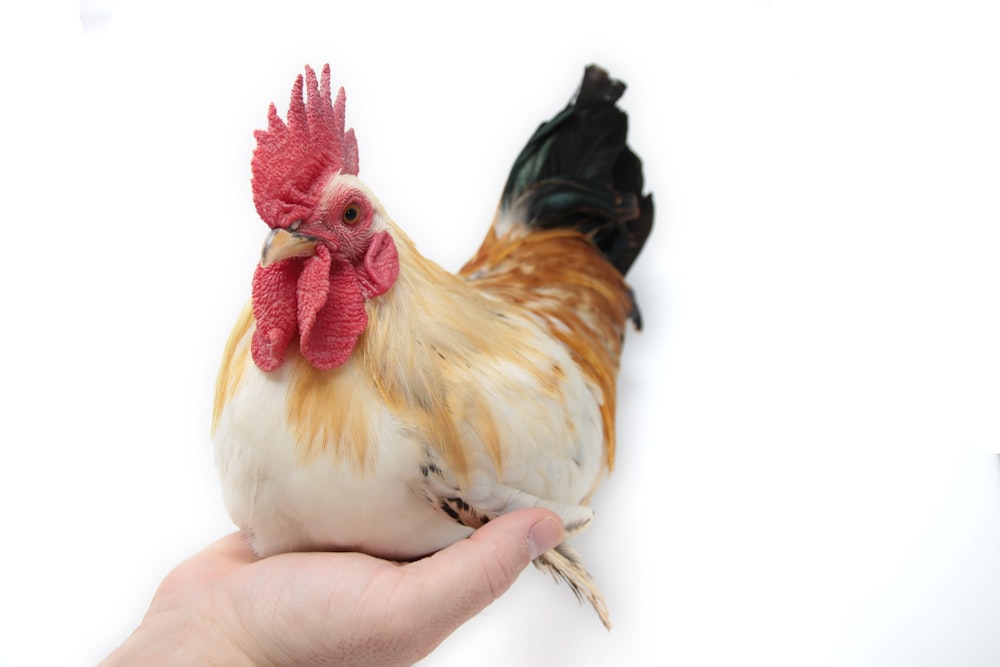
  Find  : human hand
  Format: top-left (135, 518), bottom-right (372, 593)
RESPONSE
top-left (100, 508), bottom-right (564, 667)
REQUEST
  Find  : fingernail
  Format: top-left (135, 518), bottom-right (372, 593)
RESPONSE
top-left (527, 516), bottom-right (563, 560)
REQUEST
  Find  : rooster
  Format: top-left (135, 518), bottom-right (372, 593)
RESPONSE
top-left (212, 63), bottom-right (653, 628)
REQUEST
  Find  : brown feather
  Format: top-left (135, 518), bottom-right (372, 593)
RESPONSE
top-left (212, 302), bottom-right (253, 436)
top-left (286, 353), bottom-right (375, 471)
top-left (534, 542), bottom-right (612, 630)
top-left (461, 226), bottom-right (634, 471)
top-left (213, 221), bottom-right (631, 487)
top-left (357, 225), bottom-right (545, 480)
top-left (212, 302), bottom-right (376, 471)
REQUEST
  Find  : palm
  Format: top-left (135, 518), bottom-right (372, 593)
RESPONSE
top-left (137, 508), bottom-right (560, 667)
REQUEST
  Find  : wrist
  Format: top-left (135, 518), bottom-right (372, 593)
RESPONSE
top-left (100, 608), bottom-right (254, 667)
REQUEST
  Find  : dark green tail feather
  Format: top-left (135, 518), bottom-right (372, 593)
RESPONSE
top-left (501, 65), bottom-right (654, 278)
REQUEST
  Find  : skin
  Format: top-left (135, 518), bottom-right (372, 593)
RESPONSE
top-left (100, 508), bottom-right (564, 667)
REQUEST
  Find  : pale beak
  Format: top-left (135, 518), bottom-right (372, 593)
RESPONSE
top-left (260, 228), bottom-right (319, 267)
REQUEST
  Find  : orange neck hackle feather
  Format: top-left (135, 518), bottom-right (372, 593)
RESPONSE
top-left (213, 222), bottom-right (633, 481)
top-left (257, 222), bottom-right (506, 479)
top-left (213, 223), bottom-right (518, 480)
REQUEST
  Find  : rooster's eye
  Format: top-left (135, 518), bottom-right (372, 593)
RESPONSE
top-left (342, 204), bottom-right (361, 225)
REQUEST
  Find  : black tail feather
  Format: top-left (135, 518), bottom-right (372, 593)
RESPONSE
top-left (501, 65), bottom-right (653, 277)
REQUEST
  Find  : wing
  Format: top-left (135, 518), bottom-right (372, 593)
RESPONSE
top-left (460, 65), bottom-right (653, 471)
top-left (414, 449), bottom-right (612, 629)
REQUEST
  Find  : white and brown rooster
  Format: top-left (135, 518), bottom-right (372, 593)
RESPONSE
top-left (212, 64), bottom-right (653, 628)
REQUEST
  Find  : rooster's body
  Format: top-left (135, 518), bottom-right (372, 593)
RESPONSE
top-left (213, 65), bottom-right (652, 627)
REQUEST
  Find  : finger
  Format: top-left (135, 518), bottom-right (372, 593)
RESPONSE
top-left (400, 509), bottom-right (564, 648)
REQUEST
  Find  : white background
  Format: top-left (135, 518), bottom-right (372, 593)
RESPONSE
top-left (1, 1), bottom-right (998, 665)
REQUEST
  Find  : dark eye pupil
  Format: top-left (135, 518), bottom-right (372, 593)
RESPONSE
top-left (344, 206), bottom-right (358, 221)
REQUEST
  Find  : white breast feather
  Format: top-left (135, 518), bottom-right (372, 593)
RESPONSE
top-left (214, 317), bottom-right (604, 559)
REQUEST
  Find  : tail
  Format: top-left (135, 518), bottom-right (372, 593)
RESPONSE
top-left (459, 66), bottom-right (649, 629)
top-left (534, 542), bottom-right (612, 629)
top-left (498, 65), bottom-right (654, 283)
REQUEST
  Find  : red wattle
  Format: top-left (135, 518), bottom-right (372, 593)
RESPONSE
top-left (297, 245), bottom-right (368, 370)
top-left (251, 260), bottom-right (302, 371)
top-left (250, 236), bottom-right (394, 372)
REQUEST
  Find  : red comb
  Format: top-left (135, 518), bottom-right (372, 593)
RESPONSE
top-left (251, 64), bottom-right (359, 229)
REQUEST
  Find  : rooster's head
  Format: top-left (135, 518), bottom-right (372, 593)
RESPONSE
top-left (249, 64), bottom-right (399, 372)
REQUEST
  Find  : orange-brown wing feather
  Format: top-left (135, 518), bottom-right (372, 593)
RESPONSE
top-left (460, 227), bottom-right (635, 470)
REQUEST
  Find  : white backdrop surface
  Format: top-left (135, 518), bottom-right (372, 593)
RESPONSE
top-left (1, 1), bottom-right (998, 665)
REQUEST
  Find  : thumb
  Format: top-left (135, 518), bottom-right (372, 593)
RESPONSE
top-left (403, 509), bottom-right (564, 642)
